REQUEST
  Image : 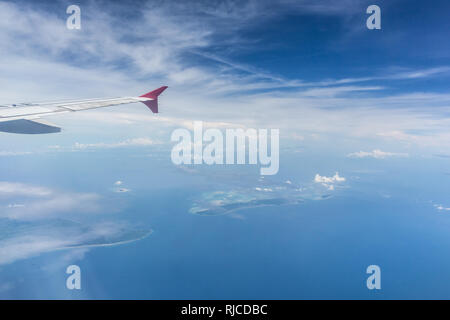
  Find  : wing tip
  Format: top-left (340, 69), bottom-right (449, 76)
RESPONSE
top-left (139, 86), bottom-right (168, 99)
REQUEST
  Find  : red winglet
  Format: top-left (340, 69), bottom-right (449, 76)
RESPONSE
top-left (139, 86), bottom-right (168, 113)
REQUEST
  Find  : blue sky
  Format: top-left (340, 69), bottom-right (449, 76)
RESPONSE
top-left (0, 0), bottom-right (450, 299)
top-left (0, 0), bottom-right (449, 153)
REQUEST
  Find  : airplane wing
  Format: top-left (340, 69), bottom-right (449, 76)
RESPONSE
top-left (0, 86), bottom-right (167, 134)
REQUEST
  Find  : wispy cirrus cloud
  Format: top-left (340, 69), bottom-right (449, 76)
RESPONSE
top-left (73, 137), bottom-right (158, 150)
top-left (0, 151), bottom-right (32, 156)
top-left (0, 181), bottom-right (100, 220)
top-left (347, 149), bottom-right (409, 159)
top-left (0, 182), bottom-right (52, 198)
top-left (0, 0), bottom-right (449, 156)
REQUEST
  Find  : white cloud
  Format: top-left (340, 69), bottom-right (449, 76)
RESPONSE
top-left (0, 181), bottom-right (101, 220)
top-left (0, 180), bottom-right (150, 265)
top-left (0, 182), bottom-right (52, 197)
top-left (73, 138), bottom-right (157, 150)
top-left (434, 204), bottom-right (450, 212)
top-left (314, 172), bottom-right (346, 184)
top-left (0, 151), bottom-right (32, 156)
top-left (10, 193), bottom-right (100, 220)
top-left (314, 172), bottom-right (345, 190)
top-left (39, 248), bottom-right (89, 273)
top-left (7, 203), bottom-right (25, 208)
top-left (347, 149), bottom-right (409, 159)
top-left (0, 235), bottom-right (72, 266)
top-left (0, 0), bottom-right (449, 156)
top-left (0, 221), bottom-right (147, 266)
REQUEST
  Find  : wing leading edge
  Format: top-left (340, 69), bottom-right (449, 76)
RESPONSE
top-left (0, 86), bottom-right (168, 134)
